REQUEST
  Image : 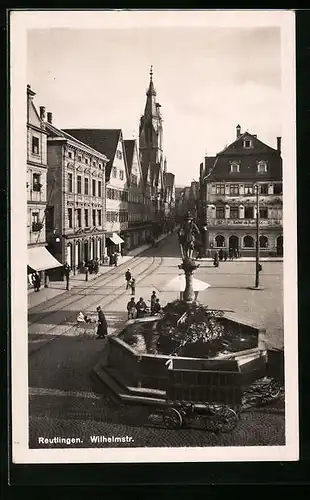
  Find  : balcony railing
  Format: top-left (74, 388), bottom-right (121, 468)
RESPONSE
top-left (208, 218), bottom-right (282, 228)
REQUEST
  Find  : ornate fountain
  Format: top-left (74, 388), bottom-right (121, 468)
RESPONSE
top-left (177, 211), bottom-right (201, 302)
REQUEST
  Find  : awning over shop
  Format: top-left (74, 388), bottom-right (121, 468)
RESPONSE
top-left (108, 233), bottom-right (124, 245)
top-left (28, 247), bottom-right (63, 272)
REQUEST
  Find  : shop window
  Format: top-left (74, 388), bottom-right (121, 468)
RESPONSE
top-left (259, 235), bottom-right (268, 248)
top-left (244, 235), bottom-right (254, 247)
top-left (215, 235), bottom-right (225, 247)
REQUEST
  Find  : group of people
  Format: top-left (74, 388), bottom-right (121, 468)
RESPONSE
top-left (109, 252), bottom-right (120, 267)
top-left (126, 291), bottom-right (162, 320)
top-left (78, 259), bottom-right (100, 274)
top-left (212, 248), bottom-right (242, 267)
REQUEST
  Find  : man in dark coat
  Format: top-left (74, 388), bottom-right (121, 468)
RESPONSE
top-left (63, 263), bottom-right (71, 290)
top-left (96, 305), bottom-right (108, 339)
top-left (136, 297), bottom-right (147, 318)
top-left (125, 269), bottom-right (131, 289)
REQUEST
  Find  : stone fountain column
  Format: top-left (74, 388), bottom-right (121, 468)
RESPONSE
top-left (178, 257), bottom-right (200, 303)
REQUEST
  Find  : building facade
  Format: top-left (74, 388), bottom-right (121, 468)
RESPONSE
top-left (123, 139), bottom-right (153, 249)
top-left (45, 118), bottom-right (108, 271)
top-left (201, 125), bottom-right (283, 257)
top-left (64, 129), bottom-right (129, 256)
top-left (27, 85), bottom-right (48, 251)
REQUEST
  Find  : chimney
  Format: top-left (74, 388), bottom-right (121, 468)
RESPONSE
top-left (277, 137), bottom-right (281, 154)
top-left (39, 106), bottom-right (46, 121)
top-left (253, 134), bottom-right (257, 139)
top-left (47, 112), bottom-right (53, 124)
top-left (236, 124), bottom-right (241, 138)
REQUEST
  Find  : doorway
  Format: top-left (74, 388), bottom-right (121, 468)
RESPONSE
top-left (229, 235), bottom-right (239, 250)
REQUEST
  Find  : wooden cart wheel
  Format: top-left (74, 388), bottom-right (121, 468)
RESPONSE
top-left (163, 407), bottom-right (183, 429)
top-left (267, 379), bottom-right (282, 399)
top-left (212, 406), bottom-right (239, 433)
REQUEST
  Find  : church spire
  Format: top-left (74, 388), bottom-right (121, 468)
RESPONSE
top-left (147, 65), bottom-right (156, 97)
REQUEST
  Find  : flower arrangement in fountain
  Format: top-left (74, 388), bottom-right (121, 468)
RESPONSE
top-left (156, 300), bottom-right (228, 358)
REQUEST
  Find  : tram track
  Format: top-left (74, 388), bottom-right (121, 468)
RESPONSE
top-left (28, 256), bottom-right (150, 319)
top-left (28, 256), bottom-right (163, 355)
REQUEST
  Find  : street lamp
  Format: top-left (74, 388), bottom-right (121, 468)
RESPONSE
top-left (250, 183), bottom-right (264, 290)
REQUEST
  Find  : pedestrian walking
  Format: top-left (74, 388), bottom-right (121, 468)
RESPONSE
top-left (153, 298), bottom-right (162, 315)
top-left (219, 249), bottom-right (223, 261)
top-left (125, 269), bottom-right (132, 289)
top-left (234, 248), bottom-right (238, 259)
top-left (96, 305), bottom-right (108, 339)
top-left (85, 264), bottom-right (89, 281)
top-left (114, 252), bottom-right (119, 267)
top-left (223, 250), bottom-right (228, 262)
top-left (127, 297), bottom-right (136, 320)
top-left (136, 297), bottom-right (148, 318)
top-left (130, 277), bottom-right (136, 296)
top-left (63, 263), bottom-right (71, 290)
top-left (150, 290), bottom-right (157, 315)
top-left (32, 272), bottom-right (41, 292)
top-left (229, 248), bottom-right (234, 260)
top-left (213, 251), bottom-right (219, 267)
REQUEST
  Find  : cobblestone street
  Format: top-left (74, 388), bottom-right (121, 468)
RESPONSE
top-left (29, 233), bottom-right (285, 449)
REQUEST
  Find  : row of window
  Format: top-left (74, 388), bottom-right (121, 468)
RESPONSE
top-left (112, 166), bottom-right (124, 180)
top-left (215, 234), bottom-right (269, 248)
top-left (68, 208), bottom-right (103, 228)
top-left (68, 173), bottom-right (102, 197)
top-left (215, 206), bottom-right (269, 219)
top-left (214, 183), bottom-right (282, 196)
top-left (106, 211), bottom-right (128, 223)
top-left (107, 188), bottom-right (128, 201)
top-left (229, 160), bottom-right (268, 174)
top-left (67, 150), bottom-right (103, 169)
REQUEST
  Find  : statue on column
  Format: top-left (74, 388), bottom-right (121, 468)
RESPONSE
top-left (177, 211), bottom-right (200, 260)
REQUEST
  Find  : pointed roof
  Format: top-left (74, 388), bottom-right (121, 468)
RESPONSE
top-left (143, 66), bottom-right (158, 119)
top-left (45, 123), bottom-right (109, 161)
top-left (147, 65), bottom-right (156, 97)
top-left (63, 129), bottom-right (124, 182)
top-left (123, 139), bottom-right (135, 176)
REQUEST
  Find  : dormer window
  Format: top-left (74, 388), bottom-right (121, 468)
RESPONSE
top-left (257, 161), bottom-right (267, 173)
top-left (230, 161), bottom-right (240, 173)
top-left (243, 139), bottom-right (252, 149)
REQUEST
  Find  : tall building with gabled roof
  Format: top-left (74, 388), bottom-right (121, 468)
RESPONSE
top-left (200, 125), bottom-right (283, 257)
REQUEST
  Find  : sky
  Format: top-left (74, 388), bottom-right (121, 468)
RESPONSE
top-left (27, 25), bottom-right (282, 186)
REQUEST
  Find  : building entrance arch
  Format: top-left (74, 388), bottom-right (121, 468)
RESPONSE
top-left (276, 235), bottom-right (283, 256)
top-left (228, 235), bottom-right (239, 250)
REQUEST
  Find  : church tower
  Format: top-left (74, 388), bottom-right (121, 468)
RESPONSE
top-left (139, 66), bottom-right (164, 188)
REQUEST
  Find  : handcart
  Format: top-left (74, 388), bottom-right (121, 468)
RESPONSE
top-left (161, 347), bottom-right (284, 433)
